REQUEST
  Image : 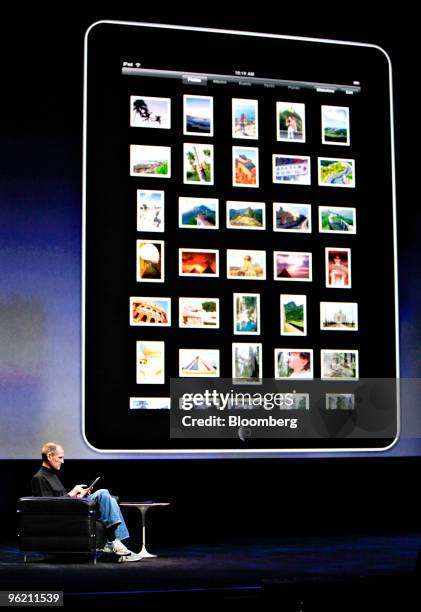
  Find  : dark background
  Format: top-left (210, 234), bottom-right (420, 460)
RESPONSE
top-left (0, 6), bottom-right (419, 542)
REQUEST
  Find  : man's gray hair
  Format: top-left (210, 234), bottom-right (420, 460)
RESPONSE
top-left (41, 442), bottom-right (62, 460)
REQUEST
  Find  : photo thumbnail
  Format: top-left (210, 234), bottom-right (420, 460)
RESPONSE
top-left (232, 342), bottom-right (262, 384)
top-left (179, 297), bottom-right (220, 329)
top-left (130, 145), bottom-right (171, 177)
top-left (232, 98), bottom-right (259, 139)
top-left (320, 301), bottom-right (358, 331)
top-left (318, 157), bottom-right (355, 187)
top-left (233, 146), bottom-right (259, 187)
top-left (136, 341), bottom-right (165, 384)
top-left (136, 239), bottom-right (164, 282)
top-left (179, 197), bottom-right (219, 229)
top-left (321, 350), bottom-right (359, 379)
top-left (233, 293), bottom-right (260, 335)
top-left (130, 297), bottom-right (171, 326)
top-left (227, 249), bottom-right (266, 279)
top-left (280, 294), bottom-right (307, 336)
top-left (319, 206), bottom-right (356, 234)
top-left (137, 190), bottom-right (165, 232)
top-left (130, 397), bottom-right (171, 410)
top-left (184, 143), bottom-right (214, 184)
top-left (322, 105), bottom-right (350, 145)
top-left (273, 202), bottom-right (311, 233)
top-left (227, 201), bottom-right (265, 230)
top-left (325, 394), bottom-right (355, 410)
top-left (274, 251), bottom-right (312, 282)
top-left (179, 349), bottom-right (220, 377)
top-left (179, 248), bottom-right (219, 277)
top-left (130, 96), bottom-right (171, 129)
top-left (325, 248), bottom-right (351, 288)
top-left (184, 95), bottom-right (214, 136)
top-left (273, 155), bottom-right (311, 185)
top-left (275, 349), bottom-right (313, 379)
top-left (276, 102), bottom-right (306, 142)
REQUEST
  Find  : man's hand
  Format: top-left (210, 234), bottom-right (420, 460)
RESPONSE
top-left (68, 484), bottom-right (89, 498)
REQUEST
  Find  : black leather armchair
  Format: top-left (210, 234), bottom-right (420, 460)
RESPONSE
top-left (17, 497), bottom-right (107, 563)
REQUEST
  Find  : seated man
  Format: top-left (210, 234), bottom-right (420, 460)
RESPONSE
top-left (31, 442), bottom-right (140, 562)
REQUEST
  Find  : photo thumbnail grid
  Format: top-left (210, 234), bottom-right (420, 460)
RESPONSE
top-left (129, 94), bottom-right (358, 410)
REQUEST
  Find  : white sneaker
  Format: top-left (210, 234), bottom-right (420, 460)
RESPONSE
top-left (118, 552), bottom-right (143, 563)
top-left (111, 539), bottom-right (132, 556)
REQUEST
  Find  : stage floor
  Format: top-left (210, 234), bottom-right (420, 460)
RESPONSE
top-left (1, 533), bottom-right (420, 606)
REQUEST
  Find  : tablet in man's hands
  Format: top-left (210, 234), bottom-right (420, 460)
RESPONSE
top-left (86, 476), bottom-right (101, 491)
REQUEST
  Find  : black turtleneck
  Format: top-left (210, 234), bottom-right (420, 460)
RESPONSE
top-left (31, 466), bottom-right (68, 497)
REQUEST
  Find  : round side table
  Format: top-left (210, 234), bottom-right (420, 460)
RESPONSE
top-left (120, 502), bottom-right (170, 559)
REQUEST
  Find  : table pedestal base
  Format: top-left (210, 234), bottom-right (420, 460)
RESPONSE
top-left (120, 502), bottom-right (170, 560)
top-left (138, 549), bottom-right (157, 559)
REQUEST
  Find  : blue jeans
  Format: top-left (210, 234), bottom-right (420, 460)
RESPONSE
top-left (88, 488), bottom-right (129, 541)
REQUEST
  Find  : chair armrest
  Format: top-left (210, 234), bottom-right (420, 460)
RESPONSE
top-left (17, 496), bottom-right (97, 515)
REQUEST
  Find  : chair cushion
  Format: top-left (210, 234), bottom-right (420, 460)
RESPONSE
top-left (18, 496), bottom-right (97, 514)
